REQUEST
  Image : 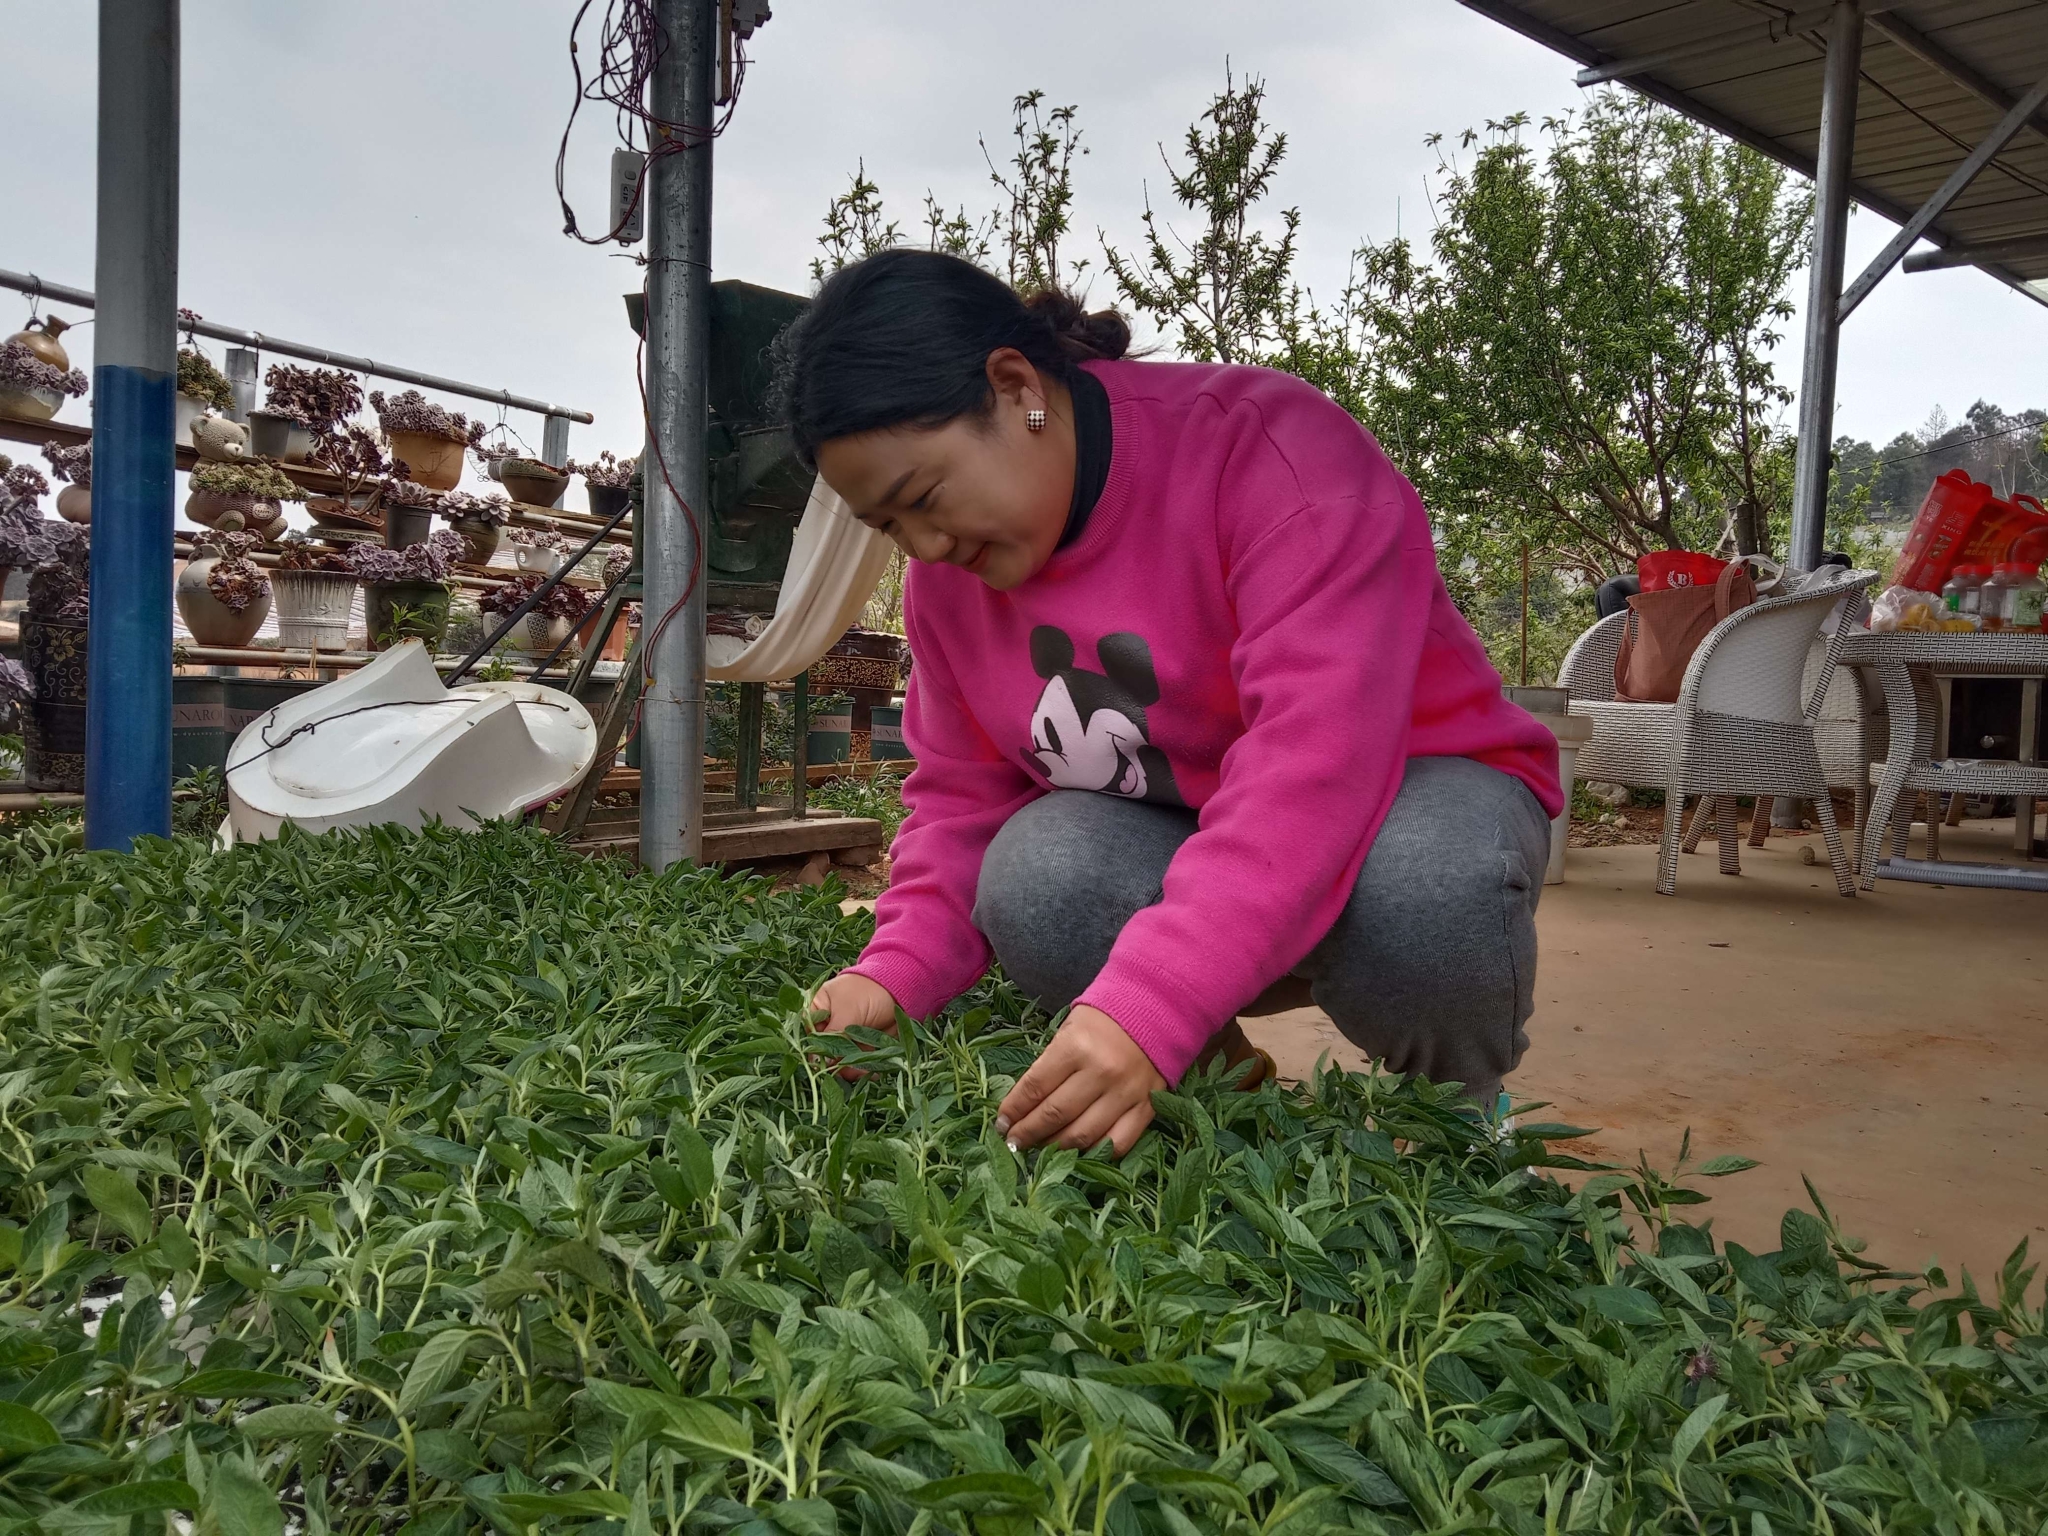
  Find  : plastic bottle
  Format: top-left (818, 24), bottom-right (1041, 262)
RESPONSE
top-left (2006, 563), bottom-right (2046, 632)
top-left (1980, 564), bottom-right (2019, 630)
top-left (1942, 565), bottom-right (1984, 619)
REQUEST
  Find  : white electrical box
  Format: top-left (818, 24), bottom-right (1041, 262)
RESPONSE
top-left (610, 148), bottom-right (647, 245)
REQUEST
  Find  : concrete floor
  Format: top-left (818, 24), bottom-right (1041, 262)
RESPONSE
top-left (1243, 820), bottom-right (2048, 1292)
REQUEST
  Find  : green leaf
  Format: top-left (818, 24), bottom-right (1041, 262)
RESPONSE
top-left (397, 1329), bottom-right (473, 1415)
top-left (495, 1491), bottom-right (636, 1522)
top-left (1499, 1357), bottom-right (1588, 1452)
top-left (1016, 1258), bottom-right (1064, 1313)
top-left (585, 1379), bottom-right (753, 1460)
top-left (213, 1460), bottom-right (285, 1536)
top-left (81, 1164), bottom-right (154, 1245)
top-left (239, 1403), bottom-right (340, 1440)
top-left (175, 1370), bottom-right (308, 1400)
top-left (908, 1473), bottom-right (1048, 1514)
top-left (1694, 1154), bottom-right (1760, 1177)
top-left (1275, 1428), bottom-right (1408, 1506)
top-left (1671, 1392), bottom-right (1728, 1475)
top-left (0, 1400), bottom-right (59, 1457)
top-left (1581, 1284), bottom-right (1667, 1326)
top-left (71, 1480), bottom-right (201, 1516)
top-left (767, 1497), bottom-right (839, 1536)
top-left (672, 1120), bottom-right (715, 1199)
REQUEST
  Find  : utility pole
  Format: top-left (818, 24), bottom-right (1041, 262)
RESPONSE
top-left (640, 0), bottom-right (714, 870)
top-left (86, 0), bottom-right (179, 850)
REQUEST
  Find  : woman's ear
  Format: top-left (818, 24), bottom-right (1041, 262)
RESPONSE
top-left (984, 347), bottom-right (1047, 423)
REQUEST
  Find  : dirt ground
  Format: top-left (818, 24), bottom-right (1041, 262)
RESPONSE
top-left (1244, 818), bottom-right (2048, 1293)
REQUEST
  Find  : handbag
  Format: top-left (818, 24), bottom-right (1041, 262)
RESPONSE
top-left (1613, 558), bottom-right (1756, 703)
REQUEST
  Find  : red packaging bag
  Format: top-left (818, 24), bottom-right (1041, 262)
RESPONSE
top-left (1954, 493), bottom-right (2048, 571)
top-left (1638, 550), bottom-right (1727, 592)
top-left (1893, 470), bottom-right (1997, 591)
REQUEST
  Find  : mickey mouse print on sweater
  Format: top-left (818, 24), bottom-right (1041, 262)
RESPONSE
top-left (1022, 625), bottom-right (1185, 807)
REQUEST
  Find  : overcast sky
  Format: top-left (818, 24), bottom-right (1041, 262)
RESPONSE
top-left (7, 0), bottom-right (2047, 477)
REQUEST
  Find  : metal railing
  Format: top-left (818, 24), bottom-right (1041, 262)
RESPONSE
top-left (1, 267), bottom-right (594, 425)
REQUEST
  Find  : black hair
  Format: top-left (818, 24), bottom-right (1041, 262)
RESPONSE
top-left (771, 249), bottom-right (1131, 467)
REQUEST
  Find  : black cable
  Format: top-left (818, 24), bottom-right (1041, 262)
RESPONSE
top-left (224, 693), bottom-right (572, 777)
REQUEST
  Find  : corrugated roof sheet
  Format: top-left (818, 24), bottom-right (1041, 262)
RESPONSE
top-left (1456, 0), bottom-right (2048, 304)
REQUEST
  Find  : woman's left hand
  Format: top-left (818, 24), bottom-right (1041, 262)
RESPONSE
top-left (995, 1005), bottom-right (1165, 1158)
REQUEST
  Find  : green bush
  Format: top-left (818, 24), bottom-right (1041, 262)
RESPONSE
top-left (811, 767), bottom-right (908, 841)
top-left (0, 824), bottom-right (2041, 1534)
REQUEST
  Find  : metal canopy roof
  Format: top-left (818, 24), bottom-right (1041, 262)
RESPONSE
top-left (1456, 0), bottom-right (2048, 306)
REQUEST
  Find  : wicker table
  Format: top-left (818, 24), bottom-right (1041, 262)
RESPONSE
top-left (1838, 629), bottom-right (2048, 889)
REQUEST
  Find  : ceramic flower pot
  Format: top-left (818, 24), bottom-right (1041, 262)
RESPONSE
top-left (502, 464), bottom-right (570, 507)
top-left (525, 612), bottom-right (579, 659)
top-left (248, 411), bottom-right (317, 464)
top-left (271, 569), bottom-right (358, 650)
top-left (174, 393), bottom-right (210, 447)
top-left (177, 555), bottom-right (272, 648)
top-left (385, 431), bottom-right (464, 491)
top-left (515, 545), bottom-right (565, 577)
top-left (55, 484), bottom-right (92, 524)
top-left (7, 318), bottom-right (71, 370)
top-left (449, 516), bottom-right (501, 567)
top-left (0, 387), bottom-right (63, 422)
top-left (185, 489), bottom-right (282, 532)
top-left (363, 580), bottom-right (452, 651)
top-left (587, 483), bottom-right (631, 520)
top-left (385, 504), bottom-right (434, 549)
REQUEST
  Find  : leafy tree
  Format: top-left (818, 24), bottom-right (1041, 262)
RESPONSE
top-left (983, 90), bottom-right (1089, 295)
top-left (1348, 97), bottom-right (1811, 585)
top-left (810, 162), bottom-right (899, 283)
top-left (1104, 69), bottom-right (1302, 364)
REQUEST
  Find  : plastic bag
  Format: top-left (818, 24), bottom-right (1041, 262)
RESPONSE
top-left (1867, 585), bottom-right (1944, 632)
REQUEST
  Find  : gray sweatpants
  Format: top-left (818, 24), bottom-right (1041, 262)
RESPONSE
top-left (971, 755), bottom-right (1551, 1105)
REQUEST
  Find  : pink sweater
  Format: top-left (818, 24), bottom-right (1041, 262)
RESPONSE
top-left (848, 359), bottom-right (1562, 1083)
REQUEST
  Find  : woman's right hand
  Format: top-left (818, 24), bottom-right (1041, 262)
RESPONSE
top-left (811, 972), bottom-right (901, 1076)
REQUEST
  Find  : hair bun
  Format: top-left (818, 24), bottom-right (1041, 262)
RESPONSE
top-left (1023, 289), bottom-right (1131, 363)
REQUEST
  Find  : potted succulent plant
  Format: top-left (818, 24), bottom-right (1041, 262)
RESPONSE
top-left (186, 458), bottom-right (302, 538)
top-left (306, 423), bottom-right (391, 531)
top-left (0, 337), bottom-right (89, 422)
top-left (482, 569), bottom-right (593, 658)
top-left (369, 389), bottom-right (485, 491)
top-left (271, 533), bottom-right (359, 650)
top-left (175, 345), bottom-right (236, 445)
top-left (569, 449), bottom-right (636, 519)
top-left (497, 455), bottom-right (571, 509)
top-left (377, 475), bottom-right (442, 549)
top-left (350, 527), bottom-right (462, 650)
top-left (508, 526), bottom-right (572, 576)
top-left (437, 488), bottom-right (513, 566)
top-left (254, 364), bottom-right (361, 463)
top-left (176, 529), bottom-right (272, 648)
top-left (41, 440), bottom-right (91, 523)
top-left (3, 462), bottom-right (91, 791)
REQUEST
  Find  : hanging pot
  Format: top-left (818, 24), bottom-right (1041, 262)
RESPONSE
top-left (247, 411), bottom-right (317, 464)
top-left (363, 580), bottom-right (452, 651)
top-left (185, 489), bottom-right (282, 531)
top-left (448, 516), bottom-right (501, 567)
top-left (55, 484), bottom-right (92, 524)
top-left (271, 569), bottom-right (358, 650)
top-left (0, 386), bottom-right (63, 422)
top-left (191, 413), bottom-right (250, 461)
top-left (586, 482), bottom-right (631, 520)
top-left (6, 317), bottom-right (71, 370)
top-left (502, 463), bottom-right (570, 507)
top-left (177, 555), bottom-right (273, 648)
top-left (385, 431), bottom-right (464, 491)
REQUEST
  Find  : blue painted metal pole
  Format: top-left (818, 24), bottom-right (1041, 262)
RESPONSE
top-left (86, 0), bottom-right (179, 849)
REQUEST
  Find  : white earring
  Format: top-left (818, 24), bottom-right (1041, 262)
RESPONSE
top-left (1026, 408), bottom-right (1046, 433)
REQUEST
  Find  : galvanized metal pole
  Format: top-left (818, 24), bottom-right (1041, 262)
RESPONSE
top-left (1789, 0), bottom-right (1863, 572)
top-left (86, 0), bottom-right (179, 850)
top-left (640, 0), bottom-right (714, 870)
top-left (541, 414), bottom-right (571, 508)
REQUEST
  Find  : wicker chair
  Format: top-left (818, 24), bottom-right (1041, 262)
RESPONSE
top-left (1557, 568), bottom-right (1878, 896)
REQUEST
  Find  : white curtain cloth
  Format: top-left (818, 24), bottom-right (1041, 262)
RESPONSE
top-left (704, 476), bottom-right (895, 682)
